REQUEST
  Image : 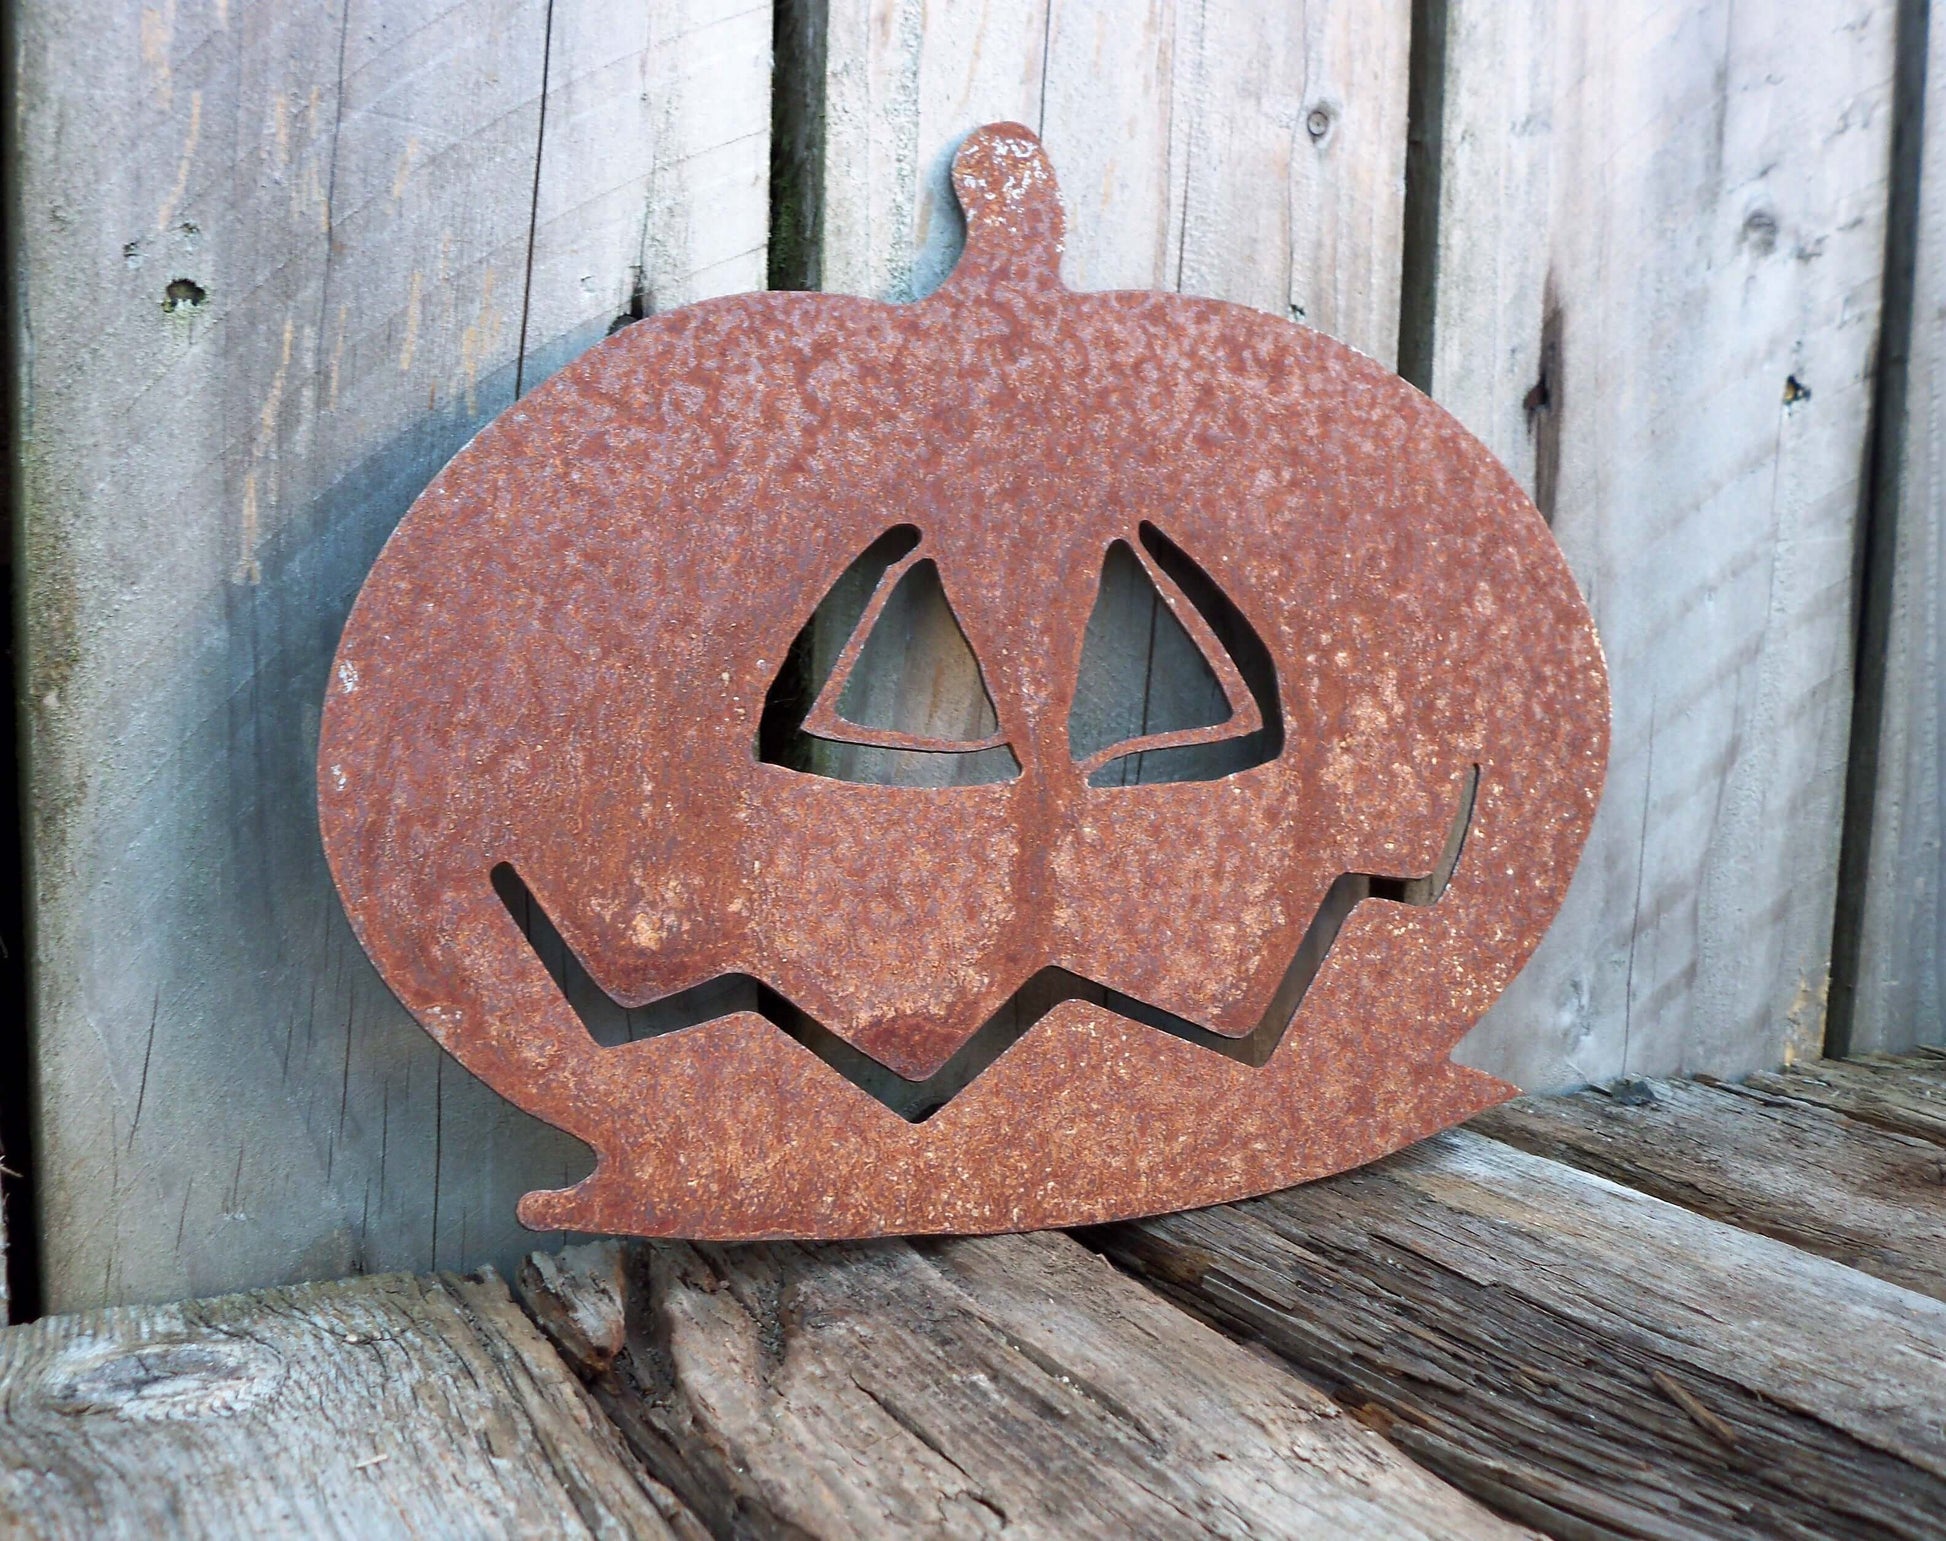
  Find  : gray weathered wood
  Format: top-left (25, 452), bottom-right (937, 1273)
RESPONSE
top-left (1748, 1052), bottom-right (1946, 1146)
top-left (1427, 2), bottom-right (1901, 1089)
top-left (519, 1230), bottom-right (1528, 1540)
top-left (1093, 1127), bottom-right (1946, 1540)
top-left (0, 1268), bottom-right (698, 1540)
top-left (1472, 1072), bottom-right (1946, 1299)
top-left (1846, 1), bottom-right (1946, 1054)
top-left (821, 0), bottom-right (1410, 339)
top-left (15, 0), bottom-right (770, 1311)
top-left (516, 1240), bottom-right (629, 1379)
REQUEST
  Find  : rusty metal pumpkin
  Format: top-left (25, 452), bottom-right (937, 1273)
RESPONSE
top-left (318, 124), bottom-right (1609, 1239)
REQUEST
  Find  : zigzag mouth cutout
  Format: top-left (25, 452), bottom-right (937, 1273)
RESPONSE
top-left (493, 766), bottom-right (1478, 1123)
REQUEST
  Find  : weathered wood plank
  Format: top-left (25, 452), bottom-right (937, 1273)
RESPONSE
top-left (1471, 1073), bottom-right (1946, 1299)
top-left (518, 1231), bottom-right (1529, 1539)
top-left (1402, 0), bottom-right (1552, 488)
top-left (824, 0), bottom-right (1411, 316)
top-left (1843, 0), bottom-right (1945, 1055)
top-left (0, 1268), bottom-right (698, 1540)
top-left (1091, 1128), bottom-right (1946, 1540)
top-left (525, 0), bottom-right (771, 376)
top-left (815, 0), bottom-right (1409, 376)
top-left (14, 0), bottom-right (769, 1311)
top-left (1426, 1), bottom-right (1900, 1088)
top-left (1748, 1052), bottom-right (1946, 1146)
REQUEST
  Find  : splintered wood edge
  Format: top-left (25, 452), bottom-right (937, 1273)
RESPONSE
top-left (516, 1228), bottom-right (1529, 1540)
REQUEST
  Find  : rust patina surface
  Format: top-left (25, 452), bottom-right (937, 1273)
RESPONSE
top-left (318, 124), bottom-right (1610, 1238)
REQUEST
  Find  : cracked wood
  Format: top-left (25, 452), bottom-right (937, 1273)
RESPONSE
top-left (1090, 1127), bottom-right (1946, 1540)
top-left (1472, 1065), bottom-right (1946, 1300)
top-left (0, 1269), bottom-right (699, 1540)
top-left (518, 1230), bottom-right (1528, 1539)
top-left (1748, 1052), bottom-right (1946, 1148)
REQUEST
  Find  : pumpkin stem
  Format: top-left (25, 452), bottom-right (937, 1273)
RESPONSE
top-left (945, 123), bottom-right (1066, 291)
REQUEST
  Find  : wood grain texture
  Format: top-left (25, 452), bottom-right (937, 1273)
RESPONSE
top-left (1749, 1051), bottom-right (1946, 1145)
top-left (1846, 1), bottom-right (1946, 1054)
top-left (1471, 1071), bottom-right (1946, 1299)
top-left (0, 1268), bottom-right (696, 1540)
top-left (820, 0), bottom-right (1409, 350)
top-left (1427, 1), bottom-right (1901, 1089)
top-left (1092, 1128), bottom-right (1946, 1540)
top-left (521, 1230), bottom-right (1528, 1540)
top-left (515, 1239), bottom-right (629, 1378)
top-left (13, 0), bottom-right (769, 1311)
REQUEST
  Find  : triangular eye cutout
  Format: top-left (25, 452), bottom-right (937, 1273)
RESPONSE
top-left (819, 558), bottom-right (1005, 747)
top-left (1070, 542), bottom-right (1230, 755)
top-left (758, 530), bottom-right (1020, 785)
top-left (1067, 523), bottom-right (1283, 786)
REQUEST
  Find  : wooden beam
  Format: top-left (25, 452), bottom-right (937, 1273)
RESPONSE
top-left (13, 0), bottom-right (771, 1311)
top-left (1472, 1072), bottom-right (1946, 1299)
top-left (517, 1229), bottom-right (1525, 1539)
top-left (1092, 1128), bottom-right (1946, 1539)
top-left (1748, 1053), bottom-right (1946, 1146)
top-left (1425, 1), bottom-right (1902, 1088)
top-left (0, 1269), bottom-right (698, 1538)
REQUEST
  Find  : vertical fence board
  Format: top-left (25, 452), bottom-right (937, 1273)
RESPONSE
top-left (1162, 2), bottom-right (1409, 359)
top-left (820, 0), bottom-right (1409, 358)
top-left (1427, 2), bottom-right (1899, 1088)
top-left (1413, 0), bottom-right (1553, 492)
top-left (1848, 6), bottom-right (1945, 1054)
top-left (15, 0), bottom-right (769, 1311)
top-left (822, 0), bottom-right (1050, 305)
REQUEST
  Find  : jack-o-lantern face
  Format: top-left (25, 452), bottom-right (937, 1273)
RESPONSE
top-left (319, 125), bottom-right (1609, 1238)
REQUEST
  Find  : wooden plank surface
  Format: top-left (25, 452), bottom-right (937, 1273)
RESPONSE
top-left (1425, 1), bottom-right (1901, 1089)
top-left (812, 0), bottom-right (1411, 787)
top-left (1749, 1052), bottom-right (1946, 1145)
top-left (1092, 1127), bottom-right (1946, 1540)
top-left (517, 1230), bottom-right (1528, 1540)
top-left (14, 0), bottom-right (769, 1311)
top-left (7, 1080), bottom-right (1945, 1538)
top-left (0, 1268), bottom-right (699, 1541)
top-left (1472, 1070), bottom-right (1946, 1299)
top-left (1844, 0), bottom-right (1945, 1055)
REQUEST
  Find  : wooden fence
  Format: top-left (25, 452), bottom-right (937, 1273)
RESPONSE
top-left (7, 0), bottom-right (1939, 1314)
